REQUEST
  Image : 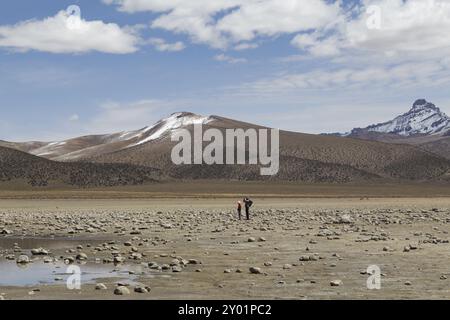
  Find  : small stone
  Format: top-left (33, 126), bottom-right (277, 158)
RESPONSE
top-left (114, 286), bottom-right (131, 295)
top-left (134, 286), bottom-right (150, 293)
top-left (299, 255), bottom-right (312, 262)
top-left (330, 280), bottom-right (343, 287)
top-left (114, 256), bottom-right (125, 263)
top-left (31, 248), bottom-right (49, 256)
top-left (249, 267), bottom-right (262, 274)
top-left (64, 257), bottom-right (75, 264)
top-left (16, 255), bottom-right (30, 264)
top-left (172, 266), bottom-right (183, 272)
top-left (95, 283), bottom-right (108, 290)
top-left (76, 253), bottom-right (88, 260)
top-left (248, 237), bottom-right (256, 243)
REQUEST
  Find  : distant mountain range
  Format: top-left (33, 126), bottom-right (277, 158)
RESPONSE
top-left (329, 99), bottom-right (450, 160)
top-left (1, 104), bottom-right (450, 187)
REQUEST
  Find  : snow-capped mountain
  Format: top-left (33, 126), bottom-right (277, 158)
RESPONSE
top-left (127, 112), bottom-right (212, 147)
top-left (348, 99), bottom-right (450, 137)
top-left (3, 112), bottom-right (213, 161)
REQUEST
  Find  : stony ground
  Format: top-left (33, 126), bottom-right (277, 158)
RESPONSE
top-left (1, 198), bottom-right (450, 300)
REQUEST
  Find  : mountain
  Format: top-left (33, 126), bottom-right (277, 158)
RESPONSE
top-left (0, 112), bottom-right (211, 162)
top-left (2, 111), bottom-right (450, 185)
top-left (87, 114), bottom-right (450, 182)
top-left (347, 99), bottom-right (450, 137)
top-left (0, 146), bottom-right (162, 187)
top-left (336, 99), bottom-right (450, 160)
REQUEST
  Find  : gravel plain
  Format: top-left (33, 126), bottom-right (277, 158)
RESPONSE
top-left (1, 198), bottom-right (450, 300)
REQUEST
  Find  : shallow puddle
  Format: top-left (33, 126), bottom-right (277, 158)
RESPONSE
top-left (0, 236), bottom-right (165, 287)
top-left (0, 260), bottom-right (131, 287)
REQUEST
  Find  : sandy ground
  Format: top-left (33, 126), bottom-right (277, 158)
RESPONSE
top-left (1, 197), bottom-right (450, 300)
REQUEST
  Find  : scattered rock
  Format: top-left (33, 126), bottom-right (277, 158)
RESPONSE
top-left (31, 248), bottom-right (49, 256)
top-left (249, 267), bottom-right (262, 274)
top-left (114, 286), bottom-right (131, 295)
top-left (330, 280), bottom-right (343, 287)
top-left (134, 286), bottom-right (150, 293)
top-left (95, 283), bottom-right (108, 290)
top-left (16, 255), bottom-right (30, 264)
top-left (76, 253), bottom-right (88, 260)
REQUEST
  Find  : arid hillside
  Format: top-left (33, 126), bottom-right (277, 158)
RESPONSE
top-left (0, 146), bottom-right (162, 187)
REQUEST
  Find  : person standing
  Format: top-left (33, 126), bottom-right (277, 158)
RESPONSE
top-left (243, 197), bottom-right (253, 220)
top-left (237, 201), bottom-right (242, 220)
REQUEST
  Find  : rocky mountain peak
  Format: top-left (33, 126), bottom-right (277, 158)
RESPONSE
top-left (350, 99), bottom-right (450, 137)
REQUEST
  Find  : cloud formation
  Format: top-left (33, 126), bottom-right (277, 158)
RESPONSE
top-left (103, 0), bottom-right (341, 49)
top-left (0, 10), bottom-right (140, 54)
top-left (292, 0), bottom-right (450, 60)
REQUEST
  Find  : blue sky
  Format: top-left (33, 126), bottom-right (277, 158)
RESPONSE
top-left (1, 0), bottom-right (450, 141)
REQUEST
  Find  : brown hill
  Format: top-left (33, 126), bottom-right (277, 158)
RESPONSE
top-left (87, 115), bottom-right (450, 182)
top-left (2, 113), bottom-right (449, 184)
top-left (0, 146), bottom-right (161, 187)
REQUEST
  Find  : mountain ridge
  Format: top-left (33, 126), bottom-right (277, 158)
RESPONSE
top-left (1, 109), bottom-right (449, 185)
top-left (345, 99), bottom-right (450, 137)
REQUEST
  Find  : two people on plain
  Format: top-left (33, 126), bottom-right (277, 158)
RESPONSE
top-left (237, 197), bottom-right (253, 220)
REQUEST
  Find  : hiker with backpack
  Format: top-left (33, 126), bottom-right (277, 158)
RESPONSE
top-left (243, 197), bottom-right (253, 220)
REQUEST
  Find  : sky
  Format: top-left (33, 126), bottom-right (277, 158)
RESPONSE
top-left (1, 0), bottom-right (450, 141)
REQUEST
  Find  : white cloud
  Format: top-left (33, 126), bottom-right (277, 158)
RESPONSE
top-left (214, 53), bottom-right (247, 64)
top-left (147, 38), bottom-right (185, 52)
top-left (0, 10), bottom-right (140, 54)
top-left (216, 0), bottom-right (340, 42)
top-left (346, 0), bottom-right (450, 56)
top-left (240, 60), bottom-right (450, 94)
top-left (292, 0), bottom-right (450, 61)
top-left (104, 0), bottom-right (341, 49)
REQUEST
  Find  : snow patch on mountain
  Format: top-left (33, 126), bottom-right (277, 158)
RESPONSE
top-left (128, 112), bottom-right (212, 147)
top-left (348, 99), bottom-right (450, 137)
